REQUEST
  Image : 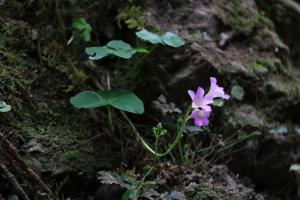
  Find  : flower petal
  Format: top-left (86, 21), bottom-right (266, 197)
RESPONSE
top-left (191, 109), bottom-right (200, 119)
top-left (210, 77), bottom-right (217, 85)
top-left (194, 118), bottom-right (204, 126)
top-left (207, 77), bottom-right (230, 100)
top-left (200, 96), bottom-right (213, 111)
top-left (188, 90), bottom-right (195, 101)
top-left (194, 87), bottom-right (204, 102)
top-left (223, 94), bottom-right (230, 100)
top-left (191, 109), bottom-right (211, 127)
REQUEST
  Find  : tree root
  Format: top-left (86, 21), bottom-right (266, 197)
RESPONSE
top-left (0, 164), bottom-right (30, 200)
top-left (0, 132), bottom-right (52, 197)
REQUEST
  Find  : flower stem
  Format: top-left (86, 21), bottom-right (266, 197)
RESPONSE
top-left (120, 107), bottom-right (192, 157)
top-left (107, 106), bottom-right (114, 131)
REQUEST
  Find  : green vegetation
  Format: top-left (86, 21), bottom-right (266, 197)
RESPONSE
top-left (0, 100), bottom-right (11, 112)
top-left (248, 58), bottom-right (275, 73)
top-left (217, 0), bottom-right (274, 33)
top-left (72, 18), bottom-right (92, 42)
top-left (70, 90), bottom-right (144, 114)
top-left (193, 183), bottom-right (229, 200)
top-left (2, 0), bottom-right (300, 199)
top-left (116, 6), bottom-right (150, 29)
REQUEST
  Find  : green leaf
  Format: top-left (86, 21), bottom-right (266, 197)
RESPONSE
top-left (122, 189), bottom-right (138, 200)
top-left (135, 29), bottom-right (162, 44)
top-left (0, 101), bottom-right (11, 112)
top-left (98, 90), bottom-right (144, 114)
top-left (121, 174), bottom-right (138, 184)
top-left (106, 40), bottom-right (136, 59)
top-left (0, 105), bottom-right (11, 112)
top-left (213, 99), bottom-right (224, 107)
top-left (107, 40), bottom-right (132, 50)
top-left (70, 91), bottom-right (107, 109)
top-left (230, 85), bottom-right (245, 101)
top-left (0, 100), bottom-right (11, 112)
top-left (0, 100), bottom-right (7, 108)
top-left (161, 32), bottom-right (185, 47)
top-left (8, 195), bottom-right (19, 200)
top-left (70, 90), bottom-right (144, 114)
top-left (85, 47), bottom-right (108, 60)
top-left (290, 164), bottom-right (300, 173)
top-left (86, 40), bottom-right (137, 60)
top-left (97, 171), bottom-right (131, 189)
top-left (185, 125), bottom-right (203, 133)
top-left (72, 18), bottom-right (92, 42)
top-left (136, 48), bottom-right (149, 53)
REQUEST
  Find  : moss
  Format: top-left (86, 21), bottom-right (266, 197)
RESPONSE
top-left (193, 182), bottom-right (242, 200)
top-left (217, 0), bottom-right (274, 34)
top-left (248, 57), bottom-right (277, 73)
top-left (116, 5), bottom-right (150, 29)
top-left (59, 149), bottom-right (115, 173)
top-left (0, 15), bottom-right (116, 174)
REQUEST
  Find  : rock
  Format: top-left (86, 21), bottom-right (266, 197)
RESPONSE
top-left (95, 184), bottom-right (126, 200)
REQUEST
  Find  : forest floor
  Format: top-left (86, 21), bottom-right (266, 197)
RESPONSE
top-left (1, 0), bottom-right (300, 200)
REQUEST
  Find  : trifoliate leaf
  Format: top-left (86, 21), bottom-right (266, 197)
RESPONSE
top-left (136, 29), bottom-right (162, 44)
top-left (85, 47), bottom-right (108, 60)
top-left (161, 32), bottom-right (185, 47)
top-left (70, 91), bottom-right (107, 109)
top-left (98, 90), bottom-right (144, 114)
top-left (8, 195), bottom-right (19, 200)
top-left (106, 40), bottom-right (136, 59)
top-left (86, 40), bottom-right (137, 60)
top-left (71, 90), bottom-right (144, 114)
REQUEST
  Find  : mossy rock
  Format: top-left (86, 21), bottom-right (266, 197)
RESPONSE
top-left (193, 182), bottom-right (243, 200)
top-left (215, 0), bottom-right (274, 34)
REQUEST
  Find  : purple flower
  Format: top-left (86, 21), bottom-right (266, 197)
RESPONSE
top-left (191, 109), bottom-right (211, 127)
top-left (206, 77), bottom-right (230, 100)
top-left (188, 87), bottom-right (213, 111)
top-left (188, 77), bottom-right (229, 127)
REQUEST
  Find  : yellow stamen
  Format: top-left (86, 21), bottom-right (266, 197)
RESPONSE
top-left (197, 111), bottom-right (203, 117)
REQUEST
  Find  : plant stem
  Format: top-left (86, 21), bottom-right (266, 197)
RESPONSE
top-left (54, 0), bottom-right (66, 39)
top-left (136, 166), bottom-right (153, 191)
top-left (133, 44), bottom-right (158, 69)
top-left (120, 107), bottom-right (192, 157)
top-left (178, 139), bottom-right (184, 163)
top-left (155, 136), bottom-right (160, 163)
top-left (107, 106), bottom-right (114, 131)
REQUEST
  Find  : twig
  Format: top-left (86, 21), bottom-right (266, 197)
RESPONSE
top-left (0, 132), bottom-right (52, 195)
top-left (0, 164), bottom-right (30, 200)
top-left (280, 0), bottom-right (300, 15)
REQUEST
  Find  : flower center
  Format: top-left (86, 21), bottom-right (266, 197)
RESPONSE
top-left (197, 111), bottom-right (203, 118)
top-left (194, 100), bottom-right (200, 106)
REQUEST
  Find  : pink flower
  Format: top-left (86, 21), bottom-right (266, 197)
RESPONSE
top-left (188, 87), bottom-right (213, 111)
top-left (188, 77), bottom-right (229, 127)
top-left (206, 77), bottom-right (230, 100)
top-left (191, 109), bottom-right (211, 127)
